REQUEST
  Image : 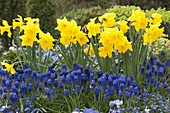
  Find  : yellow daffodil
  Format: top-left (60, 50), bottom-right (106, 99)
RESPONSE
top-left (12, 15), bottom-right (24, 32)
top-left (20, 17), bottom-right (41, 47)
top-left (60, 34), bottom-right (72, 46)
top-left (117, 20), bottom-right (129, 33)
top-left (115, 37), bottom-right (133, 53)
top-left (20, 34), bottom-right (38, 47)
top-left (143, 24), bottom-right (164, 45)
top-left (86, 18), bottom-right (101, 38)
top-left (23, 21), bottom-right (41, 36)
top-left (67, 20), bottom-right (81, 37)
top-left (99, 13), bottom-right (116, 29)
top-left (149, 13), bottom-right (162, 26)
top-left (99, 31), bottom-right (113, 48)
top-left (1, 62), bottom-right (15, 74)
top-left (39, 32), bottom-right (55, 51)
top-left (56, 17), bottom-right (69, 32)
top-left (99, 27), bottom-right (124, 47)
top-left (76, 31), bottom-right (89, 46)
top-left (98, 46), bottom-right (114, 58)
top-left (0, 20), bottom-right (12, 38)
top-left (57, 18), bottom-right (81, 46)
top-left (128, 10), bottom-right (148, 32)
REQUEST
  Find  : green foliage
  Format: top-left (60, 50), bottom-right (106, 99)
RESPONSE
top-left (115, 0), bottom-right (170, 10)
top-left (55, 0), bottom-right (112, 18)
top-left (0, 0), bottom-right (27, 54)
top-left (60, 6), bottom-right (105, 27)
top-left (107, 5), bottom-right (140, 21)
top-left (26, 0), bottom-right (57, 37)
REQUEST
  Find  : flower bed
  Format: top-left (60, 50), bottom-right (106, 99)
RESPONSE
top-left (0, 7), bottom-right (169, 113)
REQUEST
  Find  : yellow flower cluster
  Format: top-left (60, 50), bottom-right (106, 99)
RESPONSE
top-left (56, 17), bottom-right (89, 46)
top-left (56, 13), bottom-right (132, 58)
top-left (99, 13), bottom-right (116, 29)
top-left (149, 13), bottom-right (162, 26)
top-left (143, 24), bottom-right (164, 45)
top-left (38, 32), bottom-right (55, 51)
top-left (99, 27), bottom-right (132, 58)
top-left (128, 10), bottom-right (148, 32)
top-left (1, 15), bottom-right (55, 51)
top-left (0, 10), bottom-right (164, 60)
top-left (86, 18), bottom-right (100, 38)
top-left (143, 13), bottom-right (164, 45)
top-left (20, 17), bottom-right (40, 47)
top-left (96, 13), bottom-right (132, 58)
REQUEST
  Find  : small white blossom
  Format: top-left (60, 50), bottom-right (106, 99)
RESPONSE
top-left (114, 100), bottom-right (123, 106)
top-left (109, 100), bottom-right (123, 108)
top-left (9, 46), bottom-right (16, 51)
top-left (144, 107), bottom-right (150, 113)
top-left (72, 111), bottom-right (79, 113)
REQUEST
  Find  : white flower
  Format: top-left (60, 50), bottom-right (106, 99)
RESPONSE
top-left (109, 100), bottom-right (123, 108)
top-left (144, 107), bottom-right (150, 113)
top-left (9, 46), bottom-right (16, 51)
top-left (72, 112), bottom-right (79, 113)
top-left (114, 100), bottom-right (123, 106)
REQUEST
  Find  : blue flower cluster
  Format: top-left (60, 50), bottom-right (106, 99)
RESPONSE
top-left (141, 55), bottom-right (170, 94)
top-left (0, 55), bottom-right (169, 112)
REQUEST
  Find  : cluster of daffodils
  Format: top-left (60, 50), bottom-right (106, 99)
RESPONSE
top-left (128, 10), bottom-right (164, 45)
top-left (0, 15), bottom-right (55, 50)
top-left (0, 15), bottom-right (56, 73)
top-left (97, 13), bottom-right (132, 58)
top-left (56, 17), bottom-right (89, 46)
top-left (57, 10), bottom-right (164, 58)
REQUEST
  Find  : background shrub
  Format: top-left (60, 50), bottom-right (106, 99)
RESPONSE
top-left (115, 0), bottom-right (170, 10)
top-left (60, 6), bottom-right (105, 27)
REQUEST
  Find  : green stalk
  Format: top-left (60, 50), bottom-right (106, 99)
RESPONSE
top-left (32, 42), bottom-right (36, 69)
top-left (90, 38), bottom-right (102, 71)
top-left (15, 34), bottom-right (26, 62)
top-left (111, 53), bottom-right (117, 74)
top-left (64, 96), bottom-right (71, 112)
top-left (43, 50), bottom-right (51, 72)
top-left (38, 45), bottom-right (43, 72)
